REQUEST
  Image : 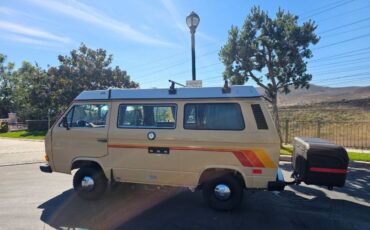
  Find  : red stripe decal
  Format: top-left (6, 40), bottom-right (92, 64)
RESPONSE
top-left (242, 150), bottom-right (264, 167)
top-left (232, 151), bottom-right (253, 167)
top-left (310, 167), bottom-right (347, 174)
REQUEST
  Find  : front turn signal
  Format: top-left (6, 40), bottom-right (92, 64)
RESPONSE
top-left (44, 154), bottom-right (49, 162)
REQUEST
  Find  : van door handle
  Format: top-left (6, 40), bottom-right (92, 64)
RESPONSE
top-left (96, 138), bottom-right (108, 143)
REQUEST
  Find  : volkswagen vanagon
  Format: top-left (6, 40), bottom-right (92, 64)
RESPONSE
top-left (40, 85), bottom-right (284, 210)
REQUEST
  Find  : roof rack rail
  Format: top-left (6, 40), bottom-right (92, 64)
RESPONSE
top-left (168, 80), bottom-right (176, 94)
top-left (168, 80), bottom-right (186, 94)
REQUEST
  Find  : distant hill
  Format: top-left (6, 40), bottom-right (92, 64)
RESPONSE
top-left (257, 84), bottom-right (370, 106)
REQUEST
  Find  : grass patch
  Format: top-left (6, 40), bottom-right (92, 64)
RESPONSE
top-left (347, 152), bottom-right (370, 162)
top-left (280, 146), bottom-right (370, 162)
top-left (280, 146), bottom-right (293, 155)
top-left (0, 130), bottom-right (46, 140)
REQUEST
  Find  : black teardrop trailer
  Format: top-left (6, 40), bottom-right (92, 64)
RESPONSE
top-left (281, 137), bottom-right (349, 190)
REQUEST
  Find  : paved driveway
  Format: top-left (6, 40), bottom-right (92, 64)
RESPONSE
top-left (0, 139), bottom-right (369, 230)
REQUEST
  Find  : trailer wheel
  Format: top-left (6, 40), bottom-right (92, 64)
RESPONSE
top-left (73, 166), bottom-right (107, 200)
top-left (202, 174), bottom-right (243, 211)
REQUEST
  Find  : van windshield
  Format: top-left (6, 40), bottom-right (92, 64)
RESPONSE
top-left (63, 104), bottom-right (109, 128)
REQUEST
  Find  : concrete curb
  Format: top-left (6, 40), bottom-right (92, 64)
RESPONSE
top-left (0, 161), bottom-right (44, 167)
top-left (0, 137), bottom-right (44, 142)
top-left (279, 155), bottom-right (292, 162)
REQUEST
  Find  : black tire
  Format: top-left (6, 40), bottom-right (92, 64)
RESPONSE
top-left (202, 174), bottom-right (244, 211)
top-left (73, 166), bottom-right (107, 200)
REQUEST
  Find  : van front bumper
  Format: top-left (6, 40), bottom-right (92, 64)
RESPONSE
top-left (267, 168), bottom-right (285, 191)
top-left (40, 164), bottom-right (52, 173)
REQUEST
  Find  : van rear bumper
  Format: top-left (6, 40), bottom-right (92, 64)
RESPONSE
top-left (40, 164), bottom-right (52, 173)
top-left (267, 168), bottom-right (285, 191)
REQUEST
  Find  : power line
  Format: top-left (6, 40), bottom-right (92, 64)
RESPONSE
top-left (318, 4), bottom-right (370, 23)
top-left (136, 7), bottom-right (370, 86)
top-left (315, 33), bottom-right (370, 50)
top-left (136, 16), bottom-right (370, 81)
top-left (322, 24), bottom-right (370, 39)
top-left (133, 49), bottom-right (219, 80)
top-left (313, 64), bottom-right (370, 75)
top-left (137, 32), bottom-right (370, 81)
top-left (320, 77), bottom-right (370, 86)
top-left (203, 67), bottom-right (370, 81)
top-left (203, 72), bottom-right (370, 85)
top-left (319, 17), bottom-right (370, 34)
top-left (139, 62), bottom-right (222, 85)
top-left (301, 0), bottom-right (355, 20)
top-left (314, 72), bottom-right (370, 83)
top-left (309, 56), bottom-right (370, 68)
top-left (310, 61), bottom-right (370, 72)
top-left (309, 47), bottom-right (370, 63)
top-left (127, 39), bottom-right (223, 71)
top-left (143, 52), bottom-right (370, 85)
top-left (300, 0), bottom-right (351, 16)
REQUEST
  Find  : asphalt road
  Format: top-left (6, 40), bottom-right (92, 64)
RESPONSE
top-left (0, 138), bottom-right (369, 230)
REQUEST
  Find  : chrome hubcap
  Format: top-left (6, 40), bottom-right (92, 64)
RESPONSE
top-left (81, 176), bottom-right (94, 191)
top-left (214, 184), bottom-right (231, 201)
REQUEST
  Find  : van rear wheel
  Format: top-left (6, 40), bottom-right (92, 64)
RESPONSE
top-left (73, 166), bottom-right (107, 200)
top-left (202, 174), bottom-right (243, 211)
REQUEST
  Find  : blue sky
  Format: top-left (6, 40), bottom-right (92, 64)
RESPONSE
top-left (1, 0), bottom-right (370, 88)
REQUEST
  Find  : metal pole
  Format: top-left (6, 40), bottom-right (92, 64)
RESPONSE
top-left (285, 119), bottom-right (289, 144)
top-left (317, 120), bottom-right (321, 138)
top-left (191, 32), bottom-right (196, 81)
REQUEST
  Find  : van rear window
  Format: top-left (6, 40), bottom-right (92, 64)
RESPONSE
top-left (251, 104), bottom-right (268, 129)
top-left (118, 104), bottom-right (177, 129)
top-left (184, 103), bottom-right (245, 130)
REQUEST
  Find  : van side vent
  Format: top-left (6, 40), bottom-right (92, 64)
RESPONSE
top-left (251, 104), bottom-right (268, 129)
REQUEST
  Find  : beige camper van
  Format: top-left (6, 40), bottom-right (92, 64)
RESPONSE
top-left (40, 85), bottom-right (284, 210)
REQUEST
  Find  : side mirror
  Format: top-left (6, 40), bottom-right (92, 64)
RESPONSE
top-left (62, 117), bottom-right (70, 130)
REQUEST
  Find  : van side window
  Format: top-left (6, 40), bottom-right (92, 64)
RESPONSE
top-left (251, 104), bottom-right (268, 129)
top-left (184, 103), bottom-right (245, 130)
top-left (118, 104), bottom-right (177, 129)
top-left (61, 104), bottom-right (109, 128)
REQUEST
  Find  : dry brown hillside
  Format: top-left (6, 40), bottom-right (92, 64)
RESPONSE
top-left (257, 85), bottom-right (370, 106)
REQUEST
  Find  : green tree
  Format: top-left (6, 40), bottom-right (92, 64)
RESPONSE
top-left (11, 61), bottom-right (50, 120)
top-left (219, 7), bottom-right (319, 143)
top-left (0, 54), bottom-right (15, 118)
top-left (47, 43), bottom-right (139, 117)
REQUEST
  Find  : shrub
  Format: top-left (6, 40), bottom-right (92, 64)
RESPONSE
top-left (0, 122), bottom-right (9, 133)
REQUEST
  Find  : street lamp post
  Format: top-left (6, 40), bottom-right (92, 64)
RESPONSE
top-left (186, 11), bottom-right (200, 81)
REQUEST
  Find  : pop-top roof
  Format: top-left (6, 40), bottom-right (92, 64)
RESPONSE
top-left (75, 85), bottom-right (260, 101)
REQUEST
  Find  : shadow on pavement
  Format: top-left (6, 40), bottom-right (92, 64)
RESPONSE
top-left (280, 161), bottom-right (370, 202)
top-left (39, 176), bottom-right (370, 230)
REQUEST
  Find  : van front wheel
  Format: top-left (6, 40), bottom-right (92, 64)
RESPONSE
top-left (73, 166), bottom-right (107, 200)
top-left (202, 175), bottom-right (243, 211)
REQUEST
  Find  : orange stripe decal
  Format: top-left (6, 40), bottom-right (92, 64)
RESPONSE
top-left (253, 149), bottom-right (276, 168)
top-left (241, 150), bottom-right (265, 167)
top-left (108, 143), bottom-right (276, 168)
